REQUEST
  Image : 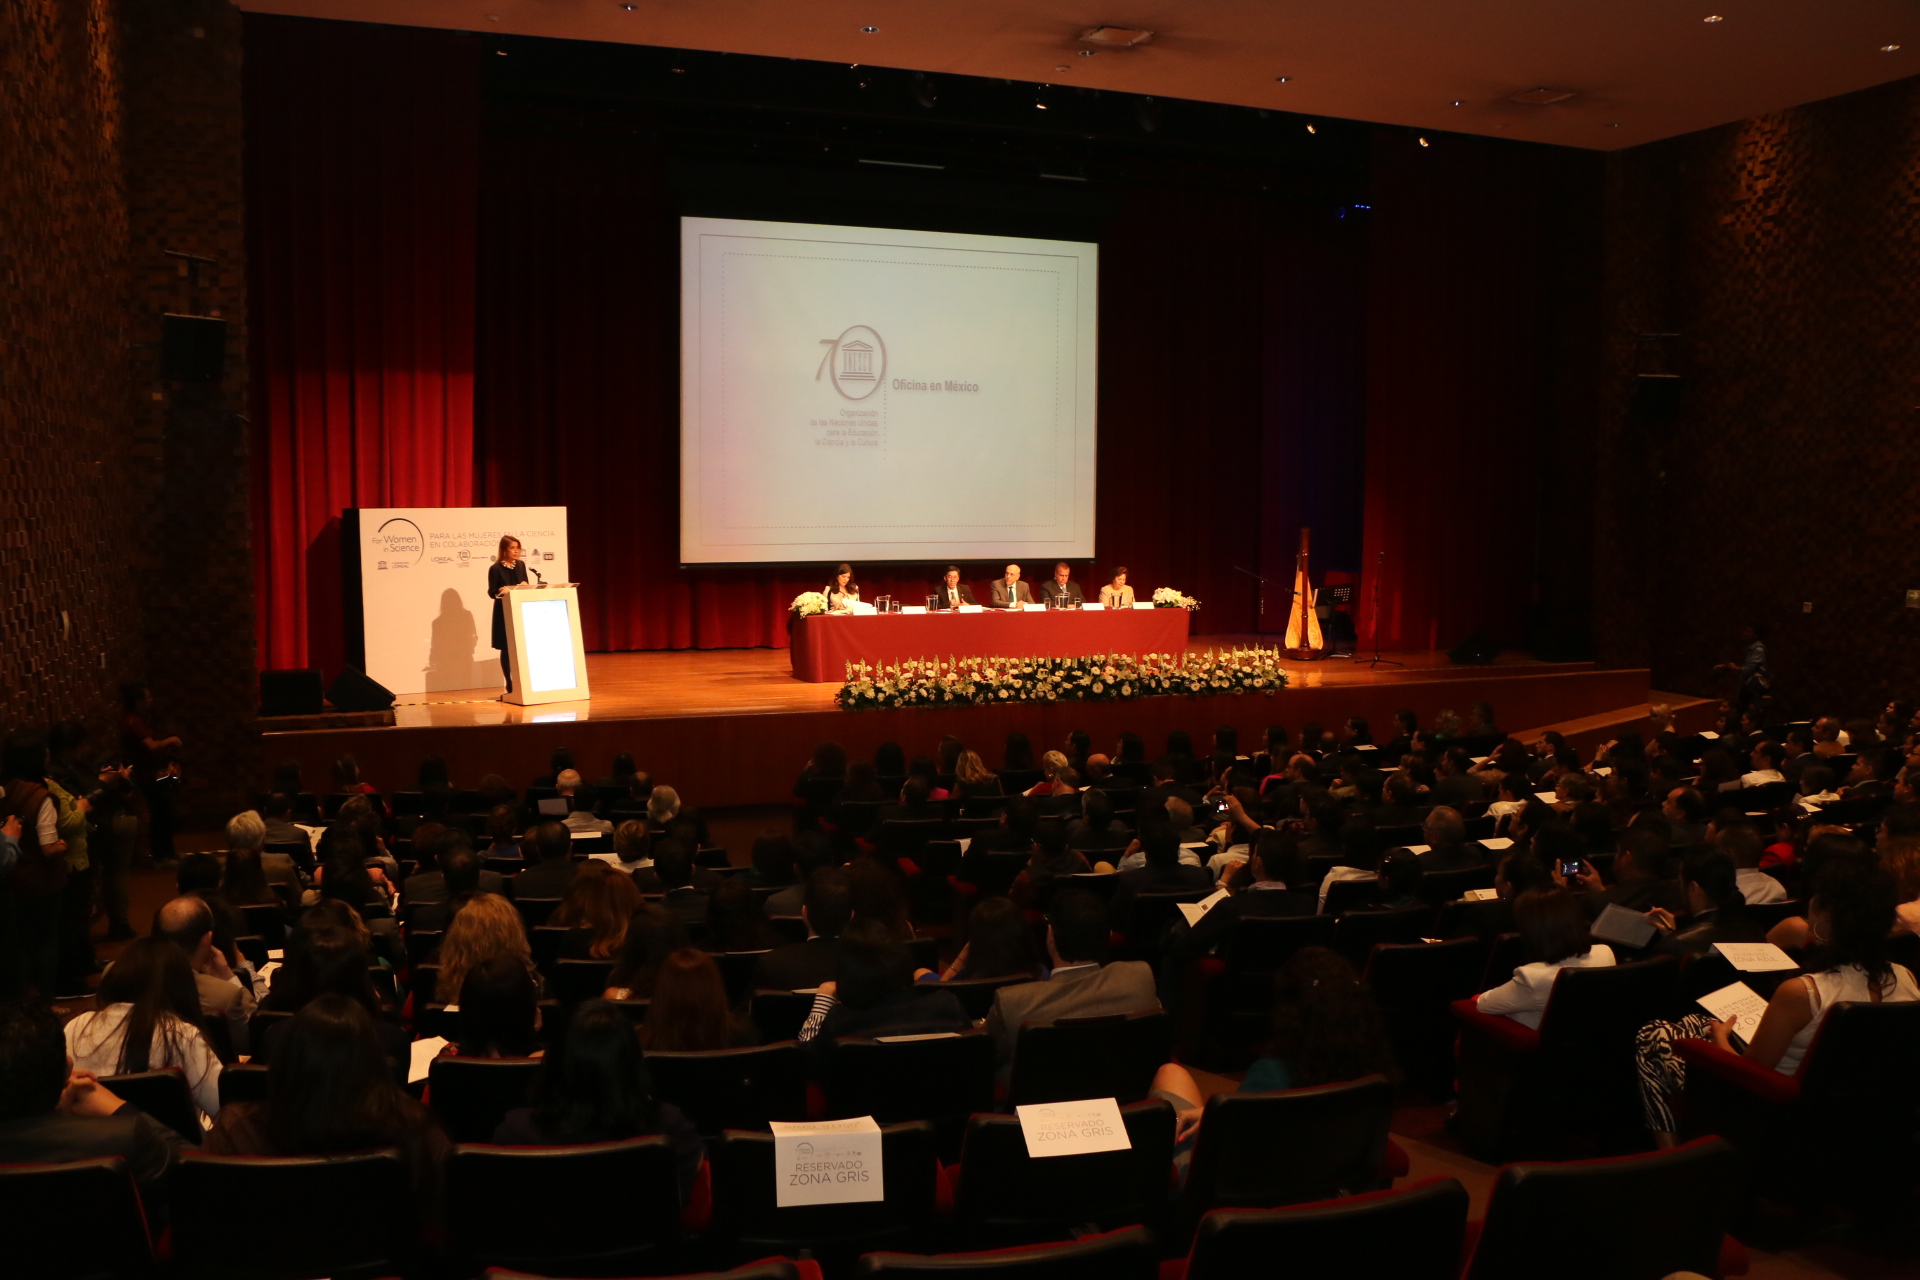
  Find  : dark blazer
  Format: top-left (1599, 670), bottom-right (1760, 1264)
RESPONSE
top-left (985, 961), bottom-right (1160, 1070)
top-left (1651, 908), bottom-right (1770, 959)
top-left (930, 583), bottom-right (978, 610)
top-left (754, 937), bottom-right (841, 990)
top-left (818, 988), bottom-right (971, 1043)
top-left (661, 886), bottom-right (710, 928)
top-left (509, 857), bottom-right (578, 900)
top-left (403, 868), bottom-right (506, 905)
top-left (0, 1106), bottom-right (187, 1201)
top-left (1038, 580), bottom-right (1085, 609)
top-left (488, 559), bottom-right (530, 651)
top-left (1167, 883), bottom-right (1319, 968)
top-left (1416, 842), bottom-right (1488, 873)
top-left (1435, 773), bottom-right (1488, 810)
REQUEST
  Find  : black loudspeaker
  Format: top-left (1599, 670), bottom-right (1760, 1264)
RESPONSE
top-left (1629, 372), bottom-right (1681, 421)
top-left (327, 666), bottom-right (397, 713)
top-left (1447, 631), bottom-right (1499, 666)
top-left (258, 668), bottom-right (324, 717)
top-left (161, 313), bottom-right (228, 381)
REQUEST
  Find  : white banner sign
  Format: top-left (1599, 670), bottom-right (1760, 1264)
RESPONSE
top-left (1016, 1097), bottom-right (1131, 1158)
top-left (351, 506), bottom-right (568, 696)
top-left (770, 1116), bottom-right (884, 1207)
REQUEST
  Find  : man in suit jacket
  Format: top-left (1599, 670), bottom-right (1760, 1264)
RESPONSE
top-left (985, 889), bottom-right (1161, 1074)
top-left (989, 564), bottom-right (1034, 609)
top-left (0, 1002), bottom-right (190, 1214)
top-left (403, 831), bottom-right (505, 905)
top-left (1164, 832), bottom-right (1318, 974)
top-left (154, 895), bottom-right (256, 1055)
top-left (930, 566), bottom-right (978, 611)
top-left (405, 844), bottom-right (492, 932)
top-left (1413, 807), bottom-right (1487, 873)
top-left (1038, 562), bottom-right (1085, 609)
top-left (1110, 825), bottom-right (1212, 937)
top-left (754, 867), bottom-right (852, 990)
top-left (507, 821), bottom-right (578, 900)
top-left (1433, 750), bottom-right (1487, 810)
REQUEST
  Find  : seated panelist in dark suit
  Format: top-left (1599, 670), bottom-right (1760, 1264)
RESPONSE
top-left (989, 564), bottom-right (1034, 609)
top-left (1038, 562), bottom-right (1085, 610)
top-left (930, 566), bottom-right (977, 611)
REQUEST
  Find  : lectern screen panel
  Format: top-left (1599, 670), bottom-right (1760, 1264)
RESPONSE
top-left (522, 598), bottom-right (580, 693)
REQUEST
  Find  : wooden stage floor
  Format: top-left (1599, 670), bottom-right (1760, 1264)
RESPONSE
top-left (260, 643), bottom-right (1677, 810)
top-left (382, 642), bottom-right (1585, 729)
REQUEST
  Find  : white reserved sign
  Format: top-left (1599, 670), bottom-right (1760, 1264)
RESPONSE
top-left (770, 1116), bottom-right (884, 1206)
top-left (1016, 1097), bottom-right (1131, 1158)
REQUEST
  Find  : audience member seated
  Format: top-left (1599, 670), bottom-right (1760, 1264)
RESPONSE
top-left (642, 949), bottom-right (759, 1050)
top-left (1718, 820), bottom-right (1788, 904)
top-left (647, 786), bottom-right (711, 848)
top-left (481, 804), bottom-right (522, 864)
top-left (1377, 850), bottom-right (1424, 910)
top-left (1566, 822), bottom-right (1685, 919)
top-left (205, 996), bottom-right (449, 1203)
top-left (1474, 887), bottom-right (1616, 1030)
top-left (1065, 788), bottom-right (1124, 856)
top-left (1166, 831), bottom-right (1319, 972)
top-left (512, 821), bottom-right (579, 899)
top-left (531, 747), bottom-right (573, 790)
top-left (434, 893), bottom-right (534, 1006)
top-left (556, 769), bottom-right (612, 835)
top-left (708, 876), bottom-right (778, 952)
top-left (1111, 825), bottom-right (1212, 927)
top-left (153, 894), bottom-right (257, 1054)
top-left (985, 890), bottom-right (1160, 1072)
top-left (176, 853), bottom-right (255, 986)
top-left (1645, 847), bottom-right (1767, 958)
top-left (551, 861), bottom-right (644, 959)
top-left (64, 936), bottom-right (222, 1121)
top-left (1635, 856), bottom-right (1919, 1147)
top-left (495, 998), bottom-right (704, 1201)
top-left (259, 916), bottom-right (409, 1075)
top-left (0, 1000), bottom-right (190, 1212)
top-left (405, 828), bottom-right (505, 906)
top-left (259, 791), bottom-right (310, 853)
top-left (1317, 818), bottom-right (1382, 913)
top-left (652, 842), bottom-right (710, 928)
top-left (604, 904), bottom-right (691, 1001)
top-left (745, 832), bottom-right (799, 890)
top-left (1433, 749), bottom-right (1486, 809)
top-left (1153, 946), bottom-right (1395, 1144)
top-left (1663, 786), bottom-right (1710, 847)
top-left (766, 831), bottom-right (834, 916)
top-left (876, 774), bottom-right (943, 827)
top-left (797, 918), bottom-right (969, 1045)
top-left (927, 895), bottom-right (1046, 982)
top-left (954, 750), bottom-right (1003, 800)
top-left (1010, 827), bottom-right (1092, 909)
top-left (454, 955), bottom-right (543, 1058)
top-left (408, 843), bottom-right (489, 933)
top-left (219, 822), bottom-right (283, 907)
top-left (1025, 751), bottom-right (1077, 803)
top-left (1415, 806), bottom-right (1482, 872)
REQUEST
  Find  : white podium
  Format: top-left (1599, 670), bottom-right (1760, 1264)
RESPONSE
top-left (502, 584), bottom-right (590, 705)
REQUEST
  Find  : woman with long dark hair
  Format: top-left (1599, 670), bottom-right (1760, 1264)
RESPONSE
top-left (824, 563), bottom-right (860, 612)
top-left (930, 895), bottom-right (1044, 982)
top-left (550, 861), bottom-right (643, 960)
top-left (605, 904), bottom-right (690, 1000)
top-left (64, 936), bottom-right (222, 1120)
top-left (489, 534), bottom-right (531, 692)
top-left (455, 955), bottom-right (542, 1059)
top-left (707, 876), bottom-right (777, 952)
top-left (493, 998), bottom-right (705, 1201)
top-left (259, 916), bottom-right (408, 1075)
top-left (205, 995), bottom-right (448, 1196)
top-left (1003, 731), bottom-right (1037, 772)
top-left (641, 948), bottom-right (755, 1051)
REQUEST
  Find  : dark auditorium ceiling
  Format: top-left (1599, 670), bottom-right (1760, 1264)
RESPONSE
top-left (236, 0), bottom-right (1918, 150)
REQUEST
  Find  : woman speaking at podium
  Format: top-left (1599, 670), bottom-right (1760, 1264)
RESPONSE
top-left (489, 535), bottom-right (530, 692)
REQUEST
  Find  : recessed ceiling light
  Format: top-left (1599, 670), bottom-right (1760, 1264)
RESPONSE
top-left (1883, 44), bottom-right (1902, 52)
top-left (1055, 65), bottom-right (1071, 72)
top-left (1704, 14), bottom-right (1724, 22)
top-left (1451, 99), bottom-right (1462, 106)
top-left (1077, 49), bottom-right (1095, 57)
top-left (1306, 123), bottom-right (1316, 134)
top-left (1275, 76), bottom-right (1292, 83)
top-left (860, 25), bottom-right (878, 34)
top-left (1079, 26), bottom-right (1153, 47)
top-left (1418, 137), bottom-right (1430, 147)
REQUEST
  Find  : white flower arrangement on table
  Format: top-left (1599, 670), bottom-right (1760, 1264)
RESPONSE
top-left (790, 591), bottom-right (829, 617)
top-left (1152, 587), bottom-right (1200, 611)
top-left (835, 647), bottom-right (1287, 710)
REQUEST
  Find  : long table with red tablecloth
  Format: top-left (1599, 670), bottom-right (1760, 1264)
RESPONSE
top-left (788, 607), bottom-right (1194, 683)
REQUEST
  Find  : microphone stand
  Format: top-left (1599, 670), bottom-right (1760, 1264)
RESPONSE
top-left (1354, 550), bottom-right (1403, 667)
top-left (1233, 566), bottom-right (1288, 642)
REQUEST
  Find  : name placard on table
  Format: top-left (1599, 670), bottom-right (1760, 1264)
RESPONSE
top-left (770, 1116), bottom-right (885, 1206)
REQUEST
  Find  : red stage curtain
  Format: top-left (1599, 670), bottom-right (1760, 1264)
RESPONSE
top-left (245, 16), bottom-right (481, 674)
top-left (1357, 133), bottom-right (1560, 652)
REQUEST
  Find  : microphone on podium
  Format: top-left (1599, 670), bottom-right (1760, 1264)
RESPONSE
top-left (530, 564), bottom-right (546, 587)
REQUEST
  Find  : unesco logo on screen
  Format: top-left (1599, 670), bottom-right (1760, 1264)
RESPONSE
top-left (816, 326), bottom-right (886, 401)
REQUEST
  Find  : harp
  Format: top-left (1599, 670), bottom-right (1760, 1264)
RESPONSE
top-left (1283, 528), bottom-right (1324, 660)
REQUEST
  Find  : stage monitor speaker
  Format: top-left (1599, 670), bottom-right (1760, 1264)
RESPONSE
top-left (161, 313), bottom-right (228, 381)
top-left (327, 665), bottom-right (396, 713)
top-left (1630, 372), bottom-right (1681, 422)
top-left (1447, 631), bottom-right (1499, 666)
top-left (258, 668), bottom-right (324, 717)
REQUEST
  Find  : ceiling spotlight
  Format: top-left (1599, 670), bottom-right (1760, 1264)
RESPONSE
top-left (1077, 49), bottom-right (1095, 57)
top-left (860, 25), bottom-right (878, 34)
top-left (494, 49), bottom-right (507, 55)
top-left (1056, 65), bottom-right (1071, 72)
top-left (1306, 123), bottom-right (1316, 134)
top-left (1079, 25), bottom-right (1153, 47)
top-left (1451, 99), bottom-right (1462, 106)
top-left (1418, 137), bottom-right (1430, 147)
top-left (1883, 44), bottom-right (1902, 52)
top-left (1275, 75), bottom-right (1292, 83)
top-left (1703, 14), bottom-right (1723, 22)
top-left (620, 3), bottom-right (634, 9)
top-left (1510, 87), bottom-right (1576, 105)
